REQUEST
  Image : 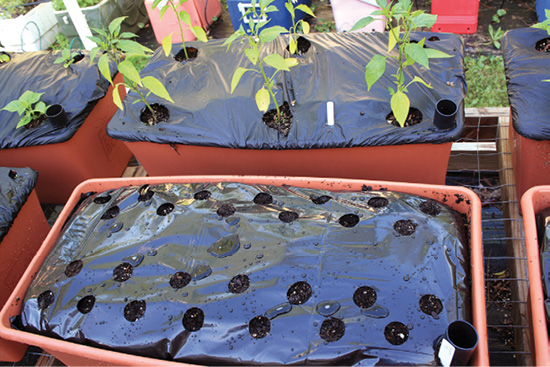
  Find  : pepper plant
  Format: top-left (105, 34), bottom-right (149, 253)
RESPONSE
top-left (224, 0), bottom-right (298, 125)
top-left (2, 91), bottom-right (48, 129)
top-left (54, 48), bottom-right (82, 68)
top-left (152, 0), bottom-right (208, 59)
top-left (285, 0), bottom-right (315, 55)
top-left (89, 17), bottom-right (173, 122)
top-left (351, 0), bottom-right (452, 127)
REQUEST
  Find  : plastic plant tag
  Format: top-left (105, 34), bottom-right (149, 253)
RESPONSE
top-left (438, 338), bottom-right (456, 367)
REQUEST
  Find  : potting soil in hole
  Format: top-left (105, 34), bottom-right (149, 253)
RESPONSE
top-left (19, 183), bottom-right (470, 365)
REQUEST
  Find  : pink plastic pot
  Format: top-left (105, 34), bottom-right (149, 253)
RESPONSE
top-left (0, 176), bottom-right (488, 366)
top-left (330, 0), bottom-right (386, 33)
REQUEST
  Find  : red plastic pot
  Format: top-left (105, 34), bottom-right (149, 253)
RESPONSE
top-left (431, 0), bottom-right (479, 34)
top-left (124, 142), bottom-right (453, 185)
top-left (521, 186), bottom-right (550, 366)
top-left (0, 188), bottom-right (50, 362)
top-left (0, 175), bottom-right (488, 366)
top-left (0, 74), bottom-right (132, 204)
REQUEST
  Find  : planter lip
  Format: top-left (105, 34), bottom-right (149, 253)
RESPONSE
top-left (52, 0), bottom-right (111, 14)
top-left (0, 175), bottom-right (488, 366)
top-left (107, 31), bottom-right (465, 150)
top-left (521, 185), bottom-right (550, 366)
top-left (503, 27), bottom-right (550, 141)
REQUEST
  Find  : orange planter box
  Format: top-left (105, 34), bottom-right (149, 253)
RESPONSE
top-left (0, 75), bottom-right (132, 204)
top-left (0, 176), bottom-right (488, 366)
top-left (521, 186), bottom-right (550, 366)
top-left (0, 188), bottom-right (50, 362)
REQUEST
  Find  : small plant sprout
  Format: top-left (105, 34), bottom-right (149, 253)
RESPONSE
top-left (2, 91), bottom-right (49, 129)
top-left (54, 48), bottom-right (82, 68)
top-left (488, 24), bottom-right (504, 50)
top-left (152, 0), bottom-right (208, 59)
top-left (89, 17), bottom-right (174, 123)
top-left (350, 0), bottom-right (452, 127)
top-left (533, 9), bottom-right (550, 35)
top-left (224, 0), bottom-right (298, 125)
top-left (285, 0), bottom-right (315, 55)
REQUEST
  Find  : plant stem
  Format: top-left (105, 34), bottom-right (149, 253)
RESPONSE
top-left (135, 88), bottom-right (156, 124)
top-left (168, 0), bottom-right (188, 59)
top-left (258, 61), bottom-right (281, 120)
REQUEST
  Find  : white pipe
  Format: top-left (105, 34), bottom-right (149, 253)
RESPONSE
top-left (62, 0), bottom-right (96, 50)
top-left (327, 101), bottom-right (335, 126)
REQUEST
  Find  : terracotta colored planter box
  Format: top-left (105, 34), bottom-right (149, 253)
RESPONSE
top-left (0, 176), bottom-right (488, 365)
top-left (0, 181), bottom-right (50, 362)
top-left (0, 74), bottom-right (132, 204)
top-left (521, 186), bottom-right (550, 366)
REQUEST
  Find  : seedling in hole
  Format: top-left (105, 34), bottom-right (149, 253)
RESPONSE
top-left (152, 0), bottom-right (208, 59)
top-left (54, 48), bottom-right (82, 68)
top-left (285, 0), bottom-right (315, 55)
top-left (88, 17), bottom-right (174, 123)
top-left (0, 53), bottom-right (9, 63)
top-left (351, 0), bottom-right (452, 127)
top-left (2, 91), bottom-right (49, 129)
top-left (224, 0), bottom-right (298, 125)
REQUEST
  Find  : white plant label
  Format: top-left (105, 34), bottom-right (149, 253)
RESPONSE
top-left (438, 338), bottom-right (456, 367)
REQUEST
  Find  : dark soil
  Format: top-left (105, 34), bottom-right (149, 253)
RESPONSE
top-left (419, 200), bottom-right (441, 216)
top-left (384, 321), bottom-right (409, 345)
top-left (419, 294), bottom-right (443, 318)
top-left (338, 213), bottom-right (360, 228)
top-left (37, 290), bottom-right (54, 310)
top-left (279, 210), bottom-right (299, 223)
top-left (249, 315), bottom-right (271, 339)
top-left (319, 317), bottom-right (345, 342)
top-left (140, 103), bottom-right (170, 126)
top-left (112, 263), bottom-right (133, 282)
top-left (262, 102), bottom-right (293, 137)
top-left (170, 272), bottom-right (191, 289)
top-left (386, 107), bottom-right (423, 128)
top-left (254, 192), bottom-right (273, 205)
top-left (228, 274), bottom-right (250, 294)
top-left (217, 203), bottom-right (236, 217)
top-left (124, 300), bottom-right (146, 322)
top-left (138, 185), bottom-right (154, 201)
top-left (368, 197), bottom-right (389, 208)
top-left (393, 219), bottom-right (418, 236)
top-left (535, 37), bottom-right (550, 52)
top-left (194, 190), bottom-right (211, 200)
top-left (24, 114), bottom-right (46, 129)
top-left (157, 203), bottom-right (174, 216)
top-left (311, 195), bottom-right (331, 205)
top-left (93, 195), bottom-right (111, 204)
top-left (8, 169), bottom-right (17, 179)
top-left (353, 286), bottom-right (377, 309)
top-left (72, 52), bottom-right (85, 64)
top-left (174, 47), bottom-right (199, 62)
top-left (287, 281), bottom-right (312, 305)
top-left (64, 260), bottom-right (83, 277)
top-left (183, 307), bottom-right (204, 332)
top-left (101, 206), bottom-right (120, 220)
top-left (287, 36), bottom-right (312, 55)
top-left (77, 295), bottom-right (95, 314)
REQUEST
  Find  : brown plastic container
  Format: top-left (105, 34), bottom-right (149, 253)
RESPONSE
top-left (0, 176), bottom-right (488, 365)
top-left (0, 74), bottom-right (132, 204)
top-left (521, 186), bottom-right (550, 365)
top-left (0, 188), bottom-right (50, 362)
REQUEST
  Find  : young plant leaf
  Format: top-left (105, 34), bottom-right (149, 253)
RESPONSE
top-left (391, 90), bottom-right (410, 127)
top-left (117, 40), bottom-right (153, 55)
top-left (20, 91), bottom-right (42, 105)
top-left (89, 47), bottom-right (100, 64)
top-left (179, 10), bottom-right (192, 26)
top-left (350, 16), bottom-right (375, 32)
top-left (263, 53), bottom-right (292, 71)
top-left (162, 34), bottom-right (173, 56)
top-left (285, 57), bottom-right (299, 68)
top-left (98, 54), bottom-right (113, 84)
top-left (259, 26), bottom-right (287, 43)
top-left (255, 87), bottom-right (270, 112)
top-left (245, 48), bottom-right (260, 65)
top-left (54, 57), bottom-right (65, 64)
top-left (285, 2), bottom-right (294, 18)
top-left (2, 100), bottom-right (23, 113)
top-left (112, 83), bottom-right (124, 110)
top-left (405, 42), bottom-right (429, 69)
top-left (16, 115), bottom-right (32, 129)
top-left (119, 60), bottom-right (142, 86)
top-left (152, 0), bottom-right (163, 8)
top-left (365, 54), bottom-right (386, 90)
top-left (289, 39), bottom-right (297, 54)
top-left (410, 76), bottom-right (432, 89)
top-left (35, 101), bottom-right (47, 114)
top-left (231, 67), bottom-right (249, 93)
top-left (296, 4), bottom-right (315, 17)
top-left (424, 48), bottom-right (452, 59)
top-left (191, 26), bottom-right (208, 42)
top-left (302, 21), bottom-right (310, 35)
top-left (108, 16), bottom-right (127, 37)
top-left (160, 5), bottom-right (169, 19)
top-left (388, 26), bottom-right (400, 52)
top-left (142, 76), bottom-right (174, 103)
top-left (120, 32), bottom-right (138, 39)
top-left (411, 13), bottom-right (436, 28)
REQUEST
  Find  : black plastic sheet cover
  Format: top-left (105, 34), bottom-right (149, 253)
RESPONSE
top-left (503, 28), bottom-right (550, 140)
top-left (0, 167), bottom-right (38, 242)
top-left (107, 32), bottom-right (466, 149)
top-left (20, 182), bottom-right (471, 365)
top-left (0, 51), bottom-right (114, 149)
top-left (537, 209), bottom-right (550, 321)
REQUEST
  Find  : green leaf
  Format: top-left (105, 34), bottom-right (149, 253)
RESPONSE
top-left (391, 91), bottom-right (410, 127)
top-left (376, 0), bottom-right (387, 9)
top-left (263, 53), bottom-right (292, 71)
top-left (16, 115), bottom-right (32, 129)
top-left (35, 101), bottom-right (47, 114)
top-left (296, 4), bottom-right (315, 17)
top-left (108, 16), bottom-right (127, 37)
top-left (350, 16), bottom-right (374, 32)
top-left (112, 84), bottom-right (123, 110)
top-left (179, 10), bottom-right (192, 26)
top-left (98, 54), bottom-right (113, 84)
top-left (162, 34), bottom-right (173, 56)
top-left (424, 48), bottom-right (452, 59)
top-left (285, 57), bottom-right (299, 68)
top-left (259, 0), bottom-right (274, 10)
top-left (89, 47), bottom-right (100, 64)
top-left (223, 31), bottom-right (243, 48)
top-left (264, 5), bottom-right (278, 13)
top-left (120, 32), bottom-right (138, 39)
top-left (54, 56), bottom-right (65, 64)
top-left (259, 26), bottom-right (287, 43)
top-left (245, 47), bottom-right (260, 65)
top-left (142, 76), bottom-right (174, 103)
top-left (117, 40), bottom-right (153, 55)
top-left (94, 28), bottom-right (108, 38)
top-left (231, 67), bottom-right (248, 93)
top-left (285, 2), bottom-right (294, 18)
top-left (87, 36), bottom-right (103, 45)
top-left (20, 91), bottom-right (42, 105)
top-left (152, 0), bottom-right (163, 8)
top-left (410, 76), bottom-right (432, 89)
top-left (289, 39), bottom-right (297, 54)
top-left (119, 60), bottom-right (142, 86)
top-left (364, 54), bottom-right (386, 90)
top-left (191, 26), bottom-right (208, 42)
top-left (255, 87), bottom-right (270, 112)
top-left (160, 5), bottom-right (169, 18)
top-left (411, 13), bottom-right (437, 28)
top-left (302, 21), bottom-right (310, 35)
top-left (388, 26), bottom-right (400, 52)
top-left (2, 100), bottom-right (23, 113)
top-left (405, 42), bottom-right (429, 69)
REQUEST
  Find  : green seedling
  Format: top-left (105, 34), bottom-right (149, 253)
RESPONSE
top-left (2, 91), bottom-right (49, 129)
top-left (152, 0), bottom-right (208, 60)
top-left (224, 0), bottom-right (298, 125)
top-left (492, 9), bottom-right (506, 24)
top-left (0, 53), bottom-right (9, 63)
top-left (351, 0), bottom-right (452, 127)
top-left (54, 48), bottom-right (82, 68)
top-left (488, 24), bottom-right (504, 49)
top-left (285, 0), bottom-right (315, 54)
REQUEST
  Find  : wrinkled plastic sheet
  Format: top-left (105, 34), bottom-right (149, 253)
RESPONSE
top-left (0, 51), bottom-right (113, 149)
top-left (538, 209), bottom-right (550, 321)
top-left (107, 32), bottom-right (466, 149)
top-left (0, 167), bottom-right (38, 242)
top-left (503, 28), bottom-right (550, 141)
top-left (20, 182), bottom-right (471, 365)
